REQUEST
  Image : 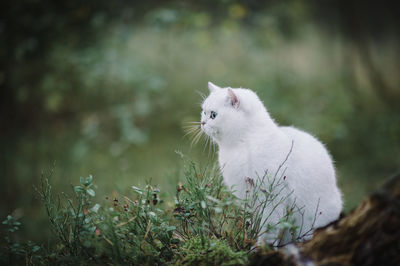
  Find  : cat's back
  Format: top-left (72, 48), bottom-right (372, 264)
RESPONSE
top-left (279, 125), bottom-right (337, 187)
top-left (279, 126), bottom-right (342, 228)
top-left (279, 126), bottom-right (333, 164)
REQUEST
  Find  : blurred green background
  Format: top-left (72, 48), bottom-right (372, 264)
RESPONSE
top-left (1, 0), bottom-right (399, 242)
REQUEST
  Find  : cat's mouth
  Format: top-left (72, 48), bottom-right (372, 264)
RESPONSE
top-left (200, 123), bottom-right (209, 135)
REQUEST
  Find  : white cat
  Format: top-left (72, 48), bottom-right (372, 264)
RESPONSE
top-left (200, 82), bottom-right (342, 246)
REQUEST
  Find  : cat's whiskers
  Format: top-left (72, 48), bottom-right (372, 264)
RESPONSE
top-left (203, 134), bottom-right (209, 152)
top-left (200, 131), bottom-right (216, 157)
top-left (182, 122), bottom-right (202, 146)
top-left (207, 135), bottom-right (214, 157)
top-left (182, 125), bottom-right (197, 131)
top-left (182, 125), bottom-right (199, 132)
top-left (183, 121), bottom-right (216, 156)
top-left (183, 127), bottom-right (200, 139)
top-left (204, 134), bottom-right (213, 155)
top-left (211, 138), bottom-right (216, 154)
top-left (191, 128), bottom-right (204, 146)
top-left (196, 90), bottom-right (207, 101)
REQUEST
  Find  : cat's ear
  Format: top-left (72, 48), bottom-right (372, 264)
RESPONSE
top-left (227, 88), bottom-right (240, 108)
top-left (208, 82), bottom-right (220, 93)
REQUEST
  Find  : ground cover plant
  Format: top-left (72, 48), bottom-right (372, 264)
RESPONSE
top-left (1, 154), bottom-right (303, 265)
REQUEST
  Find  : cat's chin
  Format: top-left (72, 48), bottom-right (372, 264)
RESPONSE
top-left (201, 128), bottom-right (217, 142)
top-left (201, 127), bottom-right (211, 137)
top-left (202, 130), bottom-right (212, 139)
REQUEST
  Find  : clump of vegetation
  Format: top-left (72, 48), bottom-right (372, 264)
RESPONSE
top-left (1, 155), bottom-right (300, 265)
top-left (1, 215), bottom-right (41, 264)
top-left (176, 236), bottom-right (248, 265)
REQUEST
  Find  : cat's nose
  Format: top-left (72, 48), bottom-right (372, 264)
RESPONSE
top-left (201, 121), bottom-right (205, 126)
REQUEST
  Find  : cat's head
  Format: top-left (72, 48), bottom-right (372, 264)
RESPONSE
top-left (201, 82), bottom-right (268, 145)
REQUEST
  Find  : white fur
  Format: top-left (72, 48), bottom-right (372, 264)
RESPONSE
top-left (201, 82), bottom-right (342, 245)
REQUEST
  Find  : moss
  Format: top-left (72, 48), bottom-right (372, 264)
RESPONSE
top-left (176, 236), bottom-right (249, 266)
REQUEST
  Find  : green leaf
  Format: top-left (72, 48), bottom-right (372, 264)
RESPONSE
top-left (87, 188), bottom-right (95, 197)
top-left (91, 203), bottom-right (101, 213)
top-left (85, 175), bottom-right (93, 186)
top-left (278, 222), bottom-right (294, 229)
top-left (171, 238), bottom-right (180, 244)
top-left (74, 186), bottom-right (84, 193)
top-left (214, 207), bottom-right (222, 213)
top-left (166, 226), bottom-right (176, 232)
top-left (206, 196), bottom-right (220, 203)
top-left (200, 200), bottom-right (206, 209)
top-left (32, 246), bottom-right (40, 253)
top-left (132, 186), bottom-right (143, 194)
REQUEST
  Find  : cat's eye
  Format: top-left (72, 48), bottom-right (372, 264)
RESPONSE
top-left (203, 111), bottom-right (206, 115)
top-left (210, 111), bottom-right (217, 119)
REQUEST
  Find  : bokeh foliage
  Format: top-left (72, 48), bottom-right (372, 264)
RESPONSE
top-left (1, 0), bottom-right (399, 243)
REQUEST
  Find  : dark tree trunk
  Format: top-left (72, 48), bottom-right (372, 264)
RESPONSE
top-left (250, 174), bottom-right (400, 266)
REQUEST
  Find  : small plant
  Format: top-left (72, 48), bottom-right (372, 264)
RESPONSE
top-left (1, 215), bottom-right (41, 265)
top-left (97, 183), bottom-right (177, 264)
top-left (33, 170), bottom-right (178, 264)
top-left (1, 154), bottom-right (307, 265)
top-left (173, 152), bottom-right (301, 252)
top-left (36, 171), bottom-right (98, 259)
